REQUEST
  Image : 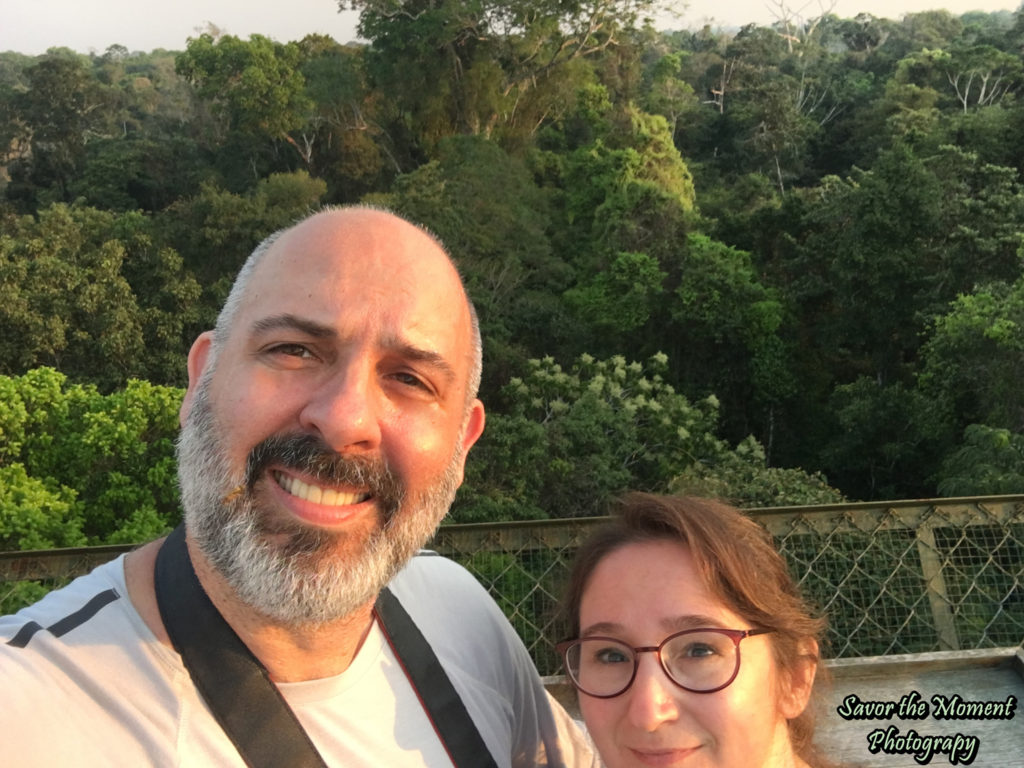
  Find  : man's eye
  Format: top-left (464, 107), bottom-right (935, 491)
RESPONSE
top-left (268, 343), bottom-right (315, 359)
top-left (391, 371), bottom-right (429, 390)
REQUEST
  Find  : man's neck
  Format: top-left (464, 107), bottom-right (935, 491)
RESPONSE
top-left (124, 536), bottom-right (376, 683)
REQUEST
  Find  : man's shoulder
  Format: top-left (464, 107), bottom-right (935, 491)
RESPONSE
top-left (0, 555), bottom-right (131, 648)
top-left (398, 549), bottom-right (480, 580)
top-left (0, 553), bottom-right (158, 715)
top-left (2, 555), bottom-right (124, 618)
top-left (388, 550), bottom-right (494, 607)
top-left (385, 551), bottom-right (513, 645)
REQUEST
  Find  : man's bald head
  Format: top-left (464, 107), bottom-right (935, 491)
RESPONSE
top-left (210, 205), bottom-right (482, 406)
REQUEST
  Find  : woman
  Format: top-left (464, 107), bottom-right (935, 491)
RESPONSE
top-left (558, 493), bottom-right (832, 768)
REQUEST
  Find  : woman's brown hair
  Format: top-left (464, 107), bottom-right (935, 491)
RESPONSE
top-left (562, 492), bottom-right (832, 767)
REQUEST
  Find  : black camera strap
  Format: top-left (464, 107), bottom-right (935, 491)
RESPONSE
top-left (154, 524), bottom-right (497, 768)
top-left (375, 583), bottom-right (499, 768)
top-left (154, 524), bottom-right (326, 767)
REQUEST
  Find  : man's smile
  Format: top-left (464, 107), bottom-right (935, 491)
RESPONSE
top-left (273, 470), bottom-right (372, 506)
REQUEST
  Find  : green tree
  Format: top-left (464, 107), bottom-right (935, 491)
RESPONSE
top-left (297, 36), bottom-right (389, 198)
top-left (348, 0), bottom-right (657, 150)
top-left (6, 55), bottom-right (113, 207)
top-left (936, 424), bottom-right (1024, 496)
top-left (670, 435), bottom-right (844, 508)
top-left (175, 34), bottom-right (312, 179)
top-left (888, 10), bottom-right (965, 60)
top-left (669, 233), bottom-right (793, 431)
top-left (69, 135), bottom-right (207, 212)
top-left (557, 106), bottom-right (694, 275)
top-left (453, 352), bottom-right (837, 521)
top-left (643, 51), bottom-right (700, 139)
top-left (936, 44), bottom-right (1021, 113)
top-left (919, 279), bottom-right (1024, 433)
top-left (564, 251), bottom-right (666, 335)
top-left (821, 377), bottom-right (951, 500)
top-left (0, 368), bottom-right (183, 547)
top-left (0, 204), bottom-right (145, 389)
top-left (784, 145), bottom-right (949, 384)
top-left (889, 44), bottom-right (1021, 118)
top-left (0, 203), bottom-right (203, 389)
top-left (157, 169), bottom-right (327, 296)
top-left (834, 13), bottom-right (896, 56)
top-left (454, 352), bottom-right (724, 521)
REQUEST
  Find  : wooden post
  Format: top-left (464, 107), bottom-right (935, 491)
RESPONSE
top-left (915, 521), bottom-right (961, 651)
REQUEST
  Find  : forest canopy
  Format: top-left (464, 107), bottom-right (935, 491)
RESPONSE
top-left (3, 3), bottom-right (1024, 546)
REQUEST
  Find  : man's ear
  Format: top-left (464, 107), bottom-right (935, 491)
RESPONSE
top-left (180, 332), bottom-right (214, 428)
top-left (451, 399), bottom-right (486, 487)
top-left (780, 637), bottom-right (819, 720)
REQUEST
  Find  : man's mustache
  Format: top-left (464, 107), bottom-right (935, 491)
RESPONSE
top-left (220, 434), bottom-right (404, 523)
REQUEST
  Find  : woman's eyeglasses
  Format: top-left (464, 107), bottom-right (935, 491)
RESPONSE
top-left (556, 627), bottom-right (775, 698)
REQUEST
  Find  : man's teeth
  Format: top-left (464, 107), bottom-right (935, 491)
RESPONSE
top-left (273, 472), bottom-right (369, 506)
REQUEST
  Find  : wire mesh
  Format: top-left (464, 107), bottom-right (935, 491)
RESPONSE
top-left (3, 497), bottom-right (1023, 676)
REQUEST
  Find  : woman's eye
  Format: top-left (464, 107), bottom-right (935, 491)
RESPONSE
top-left (673, 642), bottom-right (717, 660)
top-left (594, 646), bottom-right (631, 665)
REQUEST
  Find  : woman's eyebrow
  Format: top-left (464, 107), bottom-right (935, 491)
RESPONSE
top-left (662, 614), bottom-right (730, 632)
top-left (579, 621), bottom-right (627, 637)
top-left (580, 614), bottom-right (729, 638)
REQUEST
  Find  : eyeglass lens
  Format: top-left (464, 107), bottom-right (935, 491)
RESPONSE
top-left (565, 630), bottom-right (741, 697)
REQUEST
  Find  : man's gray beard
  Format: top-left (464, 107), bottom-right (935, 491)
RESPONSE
top-left (175, 380), bottom-right (463, 627)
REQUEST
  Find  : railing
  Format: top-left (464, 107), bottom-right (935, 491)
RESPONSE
top-left (3, 496), bottom-right (1024, 676)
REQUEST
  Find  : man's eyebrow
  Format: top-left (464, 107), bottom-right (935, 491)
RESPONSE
top-left (249, 314), bottom-right (336, 339)
top-left (248, 318), bottom-right (459, 385)
top-left (382, 335), bottom-right (457, 387)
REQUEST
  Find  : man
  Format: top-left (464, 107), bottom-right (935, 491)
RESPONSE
top-left (0, 207), bottom-right (594, 766)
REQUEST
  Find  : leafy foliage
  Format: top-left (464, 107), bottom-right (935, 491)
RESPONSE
top-left (0, 368), bottom-right (183, 549)
top-left (453, 353), bottom-right (841, 522)
top-left (0, 203), bottom-right (202, 389)
top-left (4, 6), bottom-right (1024, 539)
top-left (670, 437), bottom-right (844, 508)
top-left (920, 278), bottom-right (1024, 432)
top-left (937, 424), bottom-right (1024, 496)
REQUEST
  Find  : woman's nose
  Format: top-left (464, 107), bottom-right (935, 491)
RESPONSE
top-left (624, 653), bottom-right (681, 732)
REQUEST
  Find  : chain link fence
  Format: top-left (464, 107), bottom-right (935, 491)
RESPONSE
top-left (3, 496), bottom-right (1023, 676)
top-left (432, 496), bottom-right (1024, 674)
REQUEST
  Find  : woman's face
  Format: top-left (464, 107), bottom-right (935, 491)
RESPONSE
top-left (576, 539), bottom-right (808, 768)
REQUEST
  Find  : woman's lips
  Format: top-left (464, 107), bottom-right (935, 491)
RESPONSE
top-left (626, 745), bottom-right (701, 766)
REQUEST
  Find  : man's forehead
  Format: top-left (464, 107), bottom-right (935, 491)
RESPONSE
top-left (233, 211), bottom-right (473, 359)
top-left (257, 209), bottom-right (457, 286)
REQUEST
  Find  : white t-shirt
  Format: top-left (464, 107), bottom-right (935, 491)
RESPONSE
top-left (0, 551), bottom-right (595, 768)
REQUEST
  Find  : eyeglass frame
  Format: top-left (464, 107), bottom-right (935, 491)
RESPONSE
top-left (556, 627), bottom-right (776, 698)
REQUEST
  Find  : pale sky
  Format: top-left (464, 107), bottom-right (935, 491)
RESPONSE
top-left (1, 0), bottom-right (1020, 56)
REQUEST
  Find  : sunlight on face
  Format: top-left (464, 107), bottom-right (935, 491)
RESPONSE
top-left (577, 540), bottom-right (804, 768)
top-left (177, 209), bottom-right (485, 625)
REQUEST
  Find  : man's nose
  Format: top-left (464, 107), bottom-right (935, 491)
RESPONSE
top-left (625, 654), bottom-right (681, 732)
top-left (298, 365), bottom-right (383, 452)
